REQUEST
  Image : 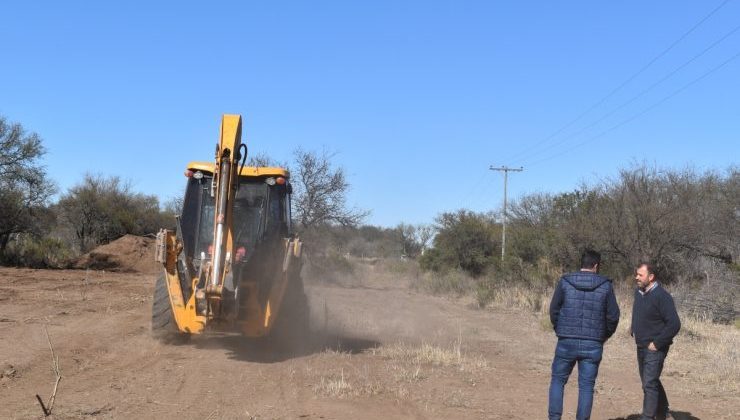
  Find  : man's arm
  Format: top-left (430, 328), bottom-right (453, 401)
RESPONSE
top-left (652, 291), bottom-right (681, 349)
top-left (630, 289), bottom-right (637, 337)
top-left (605, 284), bottom-right (620, 340)
top-left (549, 279), bottom-right (564, 328)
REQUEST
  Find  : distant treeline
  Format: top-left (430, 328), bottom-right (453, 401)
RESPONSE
top-left (422, 164), bottom-right (738, 285)
top-left (2, 115), bottom-right (738, 294)
top-left (0, 116), bottom-right (368, 267)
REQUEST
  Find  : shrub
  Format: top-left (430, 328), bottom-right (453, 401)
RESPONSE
top-left (412, 269), bottom-right (475, 296)
top-left (419, 210), bottom-right (499, 277)
top-left (2, 235), bottom-right (73, 268)
top-left (474, 257), bottom-right (560, 309)
top-left (303, 251), bottom-right (355, 284)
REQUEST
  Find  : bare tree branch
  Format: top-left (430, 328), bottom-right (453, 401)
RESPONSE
top-left (292, 148), bottom-right (369, 230)
top-left (35, 325), bottom-right (62, 417)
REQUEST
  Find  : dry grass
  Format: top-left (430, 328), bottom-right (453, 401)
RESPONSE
top-left (373, 341), bottom-right (488, 372)
top-left (421, 263), bottom-right (735, 396)
top-left (327, 257), bottom-right (739, 397)
top-left (441, 389), bottom-right (470, 408)
top-left (312, 349), bottom-right (386, 399)
top-left (664, 314), bottom-right (740, 394)
top-left (313, 339), bottom-right (488, 401)
top-left (413, 270), bottom-right (477, 296)
top-left (606, 286), bottom-right (740, 395)
top-left (314, 369), bottom-right (353, 398)
top-left (313, 366), bottom-right (384, 398)
top-left (487, 285), bottom-right (551, 313)
top-left (389, 362), bottom-right (426, 383)
top-left (539, 314), bottom-right (554, 331)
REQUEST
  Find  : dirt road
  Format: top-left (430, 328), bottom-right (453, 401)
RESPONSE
top-left (0, 267), bottom-right (735, 419)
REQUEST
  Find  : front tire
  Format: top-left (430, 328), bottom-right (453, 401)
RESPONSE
top-left (151, 274), bottom-right (189, 343)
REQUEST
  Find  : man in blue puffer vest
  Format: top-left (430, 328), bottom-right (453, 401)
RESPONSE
top-left (548, 250), bottom-right (620, 420)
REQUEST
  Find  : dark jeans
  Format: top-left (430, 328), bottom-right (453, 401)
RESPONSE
top-left (548, 338), bottom-right (603, 420)
top-left (637, 346), bottom-right (669, 419)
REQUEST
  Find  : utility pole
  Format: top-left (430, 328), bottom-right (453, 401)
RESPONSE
top-left (489, 166), bottom-right (523, 261)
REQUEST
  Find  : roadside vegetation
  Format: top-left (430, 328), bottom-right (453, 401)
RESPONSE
top-left (0, 116), bottom-right (368, 268)
top-left (1, 113), bottom-right (737, 405)
top-left (2, 115), bottom-right (736, 323)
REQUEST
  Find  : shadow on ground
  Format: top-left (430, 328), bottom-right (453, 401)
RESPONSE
top-left (185, 331), bottom-right (381, 363)
top-left (609, 412), bottom-right (700, 420)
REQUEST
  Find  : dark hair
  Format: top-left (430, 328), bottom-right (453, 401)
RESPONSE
top-left (580, 249), bottom-right (601, 269)
top-left (637, 261), bottom-right (655, 276)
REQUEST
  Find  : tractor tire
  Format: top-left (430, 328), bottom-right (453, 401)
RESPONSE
top-left (151, 274), bottom-right (189, 343)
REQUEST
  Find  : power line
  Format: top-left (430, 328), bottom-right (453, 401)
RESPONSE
top-left (458, 168), bottom-right (494, 211)
top-left (503, 0), bottom-right (734, 164)
top-left (478, 174), bottom-right (505, 210)
top-left (525, 49), bottom-right (740, 167)
top-left (519, 22), bottom-right (740, 166)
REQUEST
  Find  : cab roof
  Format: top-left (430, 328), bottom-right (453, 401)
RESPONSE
top-left (187, 161), bottom-right (289, 178)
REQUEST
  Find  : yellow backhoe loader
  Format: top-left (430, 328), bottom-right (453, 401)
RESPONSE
top-left (152, 114), bottom-right (306, 340)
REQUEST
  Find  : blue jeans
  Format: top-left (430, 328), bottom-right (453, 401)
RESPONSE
top-left (637, 347), bottom-right (669, 419)
top-left (548, 338), bottom-right (603, 420)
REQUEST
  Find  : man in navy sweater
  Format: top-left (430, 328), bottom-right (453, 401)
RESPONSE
top-left (632, 262), bottom-right (681, 420)
top-left (548, 250), bottom-right (620, 420)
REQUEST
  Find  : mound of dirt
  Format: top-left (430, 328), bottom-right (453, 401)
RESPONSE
top-left (74, 234), bottom-right (160, 274)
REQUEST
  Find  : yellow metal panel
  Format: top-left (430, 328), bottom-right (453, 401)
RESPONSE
top-left (164, 269), bottom-right (206, 334)
top-left (219, 114), bottom-right (242, 156)
top-left (240, 282), bottom-right (267, 337)
top-left (187, 161), bottom-right (289, 178)
top-left (263, 239), bottom-right (295, 331)
top-left (239, 240), bottom-right (299, 337)
top-left (160, 231), bottom-right (205, 333)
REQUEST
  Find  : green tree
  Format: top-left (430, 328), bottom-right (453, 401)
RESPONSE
top-left (57, 174), bottom-right (167, 252)
top-left (0, 116), bottom-right (56, 255)
top-left (506, 163), bottom-right (739, 283)
top-left (590, 165), bottom-right (737, 281)
top-left (420, 210), bottom-right (499, 276)
top-left (397, 223), bottom-right (435, 258)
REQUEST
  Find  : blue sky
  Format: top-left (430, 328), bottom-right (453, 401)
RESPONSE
top-left (2, 1), bottom-right (738, 226)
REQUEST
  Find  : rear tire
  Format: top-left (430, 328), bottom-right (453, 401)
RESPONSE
top-left (151, 274), bottom-right (189, 343)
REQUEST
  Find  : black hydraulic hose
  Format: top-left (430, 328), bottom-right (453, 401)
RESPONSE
top-left (238, 143), bottom-right (248, 177)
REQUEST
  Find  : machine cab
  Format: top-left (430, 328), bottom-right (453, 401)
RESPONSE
top-left (178, 162), bottom-right (292, 270)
